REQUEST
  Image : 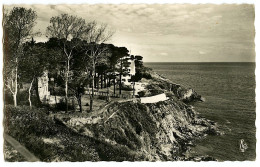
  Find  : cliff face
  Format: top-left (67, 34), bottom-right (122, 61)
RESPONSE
top-left (58, 98), bottom-right (218, 161)
top-left (55, 72), bottom-right (218, 161)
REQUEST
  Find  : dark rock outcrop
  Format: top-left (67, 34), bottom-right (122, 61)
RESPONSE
top-left (55, 71), bottom-right (219, 161)
top-left (58, 98), bottom-right (220, 161)
top-left (142, 71), bottom-right (204, 103)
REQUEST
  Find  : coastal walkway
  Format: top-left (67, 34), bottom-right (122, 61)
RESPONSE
top-left (85, 90), bottom-right (135, 99)
top-left (4, 133), bottom-right (39, 162)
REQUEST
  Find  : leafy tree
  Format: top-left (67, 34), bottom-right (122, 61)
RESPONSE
top-left (107, 45), bottom-right (129, 94)
top-left (118, 52), bottom-right (131, 95)
top-left (69, 71), bottom-right (89, 112)
top-left (3, 7), bottom-right (37, 107)
top-left (134, 55), bottom-right (152, 79)
top-left (19, 39), bottom-right (48, 108)
top-left (134, 55), bottom-right (144, 69)
top-left (96, 63), bottom-right (109, 89)
top-left (46, 14), bottom-right (90, 112)
top-left (130, 74), bottom-right (142, 96)
top-left (82, 22), bottom-right (114, 112)
top-left (68, 42), bottom-right (91, 112)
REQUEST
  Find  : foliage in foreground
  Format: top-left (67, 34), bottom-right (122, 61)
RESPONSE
top-left (4, 105), bottom-right (98, 161)
top-left (3, 105), bottom-right (144, 161)
top-left (4, 141), bottom-right (26, 162)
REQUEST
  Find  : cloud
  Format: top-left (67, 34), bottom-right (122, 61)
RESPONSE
top-left (4, 4), bottom-right (254, 62)
top-left (199, 51), bottom-right (206, 55)
top-left (160, 52), bottom-right (169, 56)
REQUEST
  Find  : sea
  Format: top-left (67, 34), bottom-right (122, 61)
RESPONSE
top-left (144, 62), bottom-right (256, 161)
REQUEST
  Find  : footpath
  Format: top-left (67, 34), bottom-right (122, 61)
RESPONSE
top-left (4, 133), bottom-right (39, 162)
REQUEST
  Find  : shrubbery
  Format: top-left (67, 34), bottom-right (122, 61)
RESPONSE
top-left (138, 91), bottom-right (146, 97)
top-left (141, 71), bottom-right (152, 79)
top-left (121, 84), bottom-right (133, 91)
top-left (4, 90), bottom-right (40, 107)
top-left (98, 95), bottom-right (107, 100)
top-left (3, 105), bottom-right (98, 161)
top-left (4, 91), bottom-right (13, 105)
top-left (54, 98), bottom-right (75, 111)
top-left (49, 87), bottom-right (66, 96)
top-left (3, 105), bottom-right (146, 161)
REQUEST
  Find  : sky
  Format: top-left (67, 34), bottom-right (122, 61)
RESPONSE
top-left (4, 4), bottom-right (255, 62)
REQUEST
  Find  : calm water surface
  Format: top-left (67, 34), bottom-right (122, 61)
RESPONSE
top-left (145, 62), bottom-right (256, 161)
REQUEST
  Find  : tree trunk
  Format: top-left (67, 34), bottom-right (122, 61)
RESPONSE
top-left (13, 94), bottom-right (17, 107)
top-left (77, 93), bottom-right (82, 112)
top-left (35, 77), bottom-right (42, 106)
top-left (94, 72), bottom-right (97, 89)
top-left (101, 73), bottom-right (103, 89)
top-left (89, 71), bottom-right (92, 88)
top-left (133, 82), bottom-right (135, 97)
top-left (104, 74), bottom-right (107, 88)
top-left (53, 82), bottom-right (57, 107)
top-left (79, 95), bottom-right (82, 113)
top-left (28, 78), bottom-right (34, 109)
top-left (108, 77), bottom-right (111, 87)
top-left (14, 59), bottom-right (18, 107)
top-left (119, 60), bottom-right (122, 95)
top-left (65, 79), bottom-right (68, 112)
top-left (65, 59), bottom-right (70, 112)
top-left (90, 64), bottom-right (95, 112)
top-left (113, 78), bottom-right (116, 95)
top-left (96, 73), bottom-right (99, 90)
top-left (119, 73), bottom-right (122, 95)
top-left (106, 83), bottom-right (110, 102)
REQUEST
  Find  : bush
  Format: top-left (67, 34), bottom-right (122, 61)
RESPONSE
top-left (148, 89), bottom-right (164, 96)
top-left (98, 95), bottom-right (107, 100)
top-left (4, 90), bottom-right (29, 106)
top-left (142, 72), bottom-right (152, 79)
top-left (165, 92), bottom-right (174, 98)
top-left (138, 91), bottom-right (146, 97)
top-left (17, 90), bottom-right (29, 106)
top-left (4, 91), bottom-right (13, 105)
top-left (55, 98), bottom-right (75, 111)
top-left (4, 104), bottom-right (148, 161)
top-left (3, 105), bottom-right (98, 161)
top-left (4, 90), bottom-right (39, 107)
top-left (51, 87), bottom-right (66, 96)
top-left (121, 84), bottom-right (133, 91)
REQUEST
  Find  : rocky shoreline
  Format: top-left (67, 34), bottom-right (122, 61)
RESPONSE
top-left (55, 71), bottom-right (221, 161)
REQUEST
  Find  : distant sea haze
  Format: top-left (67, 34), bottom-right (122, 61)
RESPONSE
top-left (145, 62), bottom-right (256, 161)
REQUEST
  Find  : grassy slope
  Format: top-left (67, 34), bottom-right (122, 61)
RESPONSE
top-left (4, 105), bottom-right (146, 161)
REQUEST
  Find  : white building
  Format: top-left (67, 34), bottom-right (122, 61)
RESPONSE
top-left (38, 71), bottom-right (66, 104)
top-left (121, 56), bottom-right (136, 86)
top-left (38, 70), bottom-right (50, 102)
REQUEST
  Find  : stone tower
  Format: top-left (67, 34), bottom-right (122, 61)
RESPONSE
top-left (38, 70), bottom-right (50, 102)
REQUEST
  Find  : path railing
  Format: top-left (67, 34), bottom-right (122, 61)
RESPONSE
top-left (85, 90), bottom-right (135, 99)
